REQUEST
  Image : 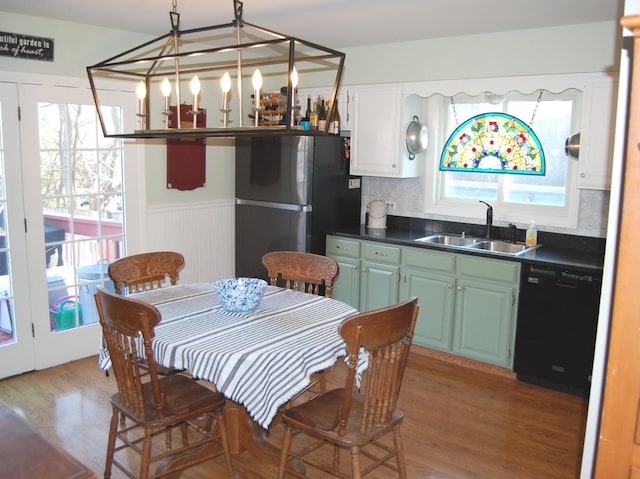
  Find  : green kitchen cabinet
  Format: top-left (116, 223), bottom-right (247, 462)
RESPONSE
top-left (400, 245), bottom-right (520, 368)
top-left (329, 235), bottom-right (519, 368)
top-left (326, 236), bottom-right (361, 309)
top-left (452, 255), bottom-right (519, 368)
top-left (360, 242), bottom-right (401, 312)
top-left (327, 236), bottom-right (400, 312)
top-left (401, 246), bottom-right (456, 351)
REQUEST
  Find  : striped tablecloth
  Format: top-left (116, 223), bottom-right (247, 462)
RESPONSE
top-left (102, 283), bottom-right (358, 429)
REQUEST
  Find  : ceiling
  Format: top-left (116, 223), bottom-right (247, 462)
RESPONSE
top-left (1, 0), bottom-right (623, 49)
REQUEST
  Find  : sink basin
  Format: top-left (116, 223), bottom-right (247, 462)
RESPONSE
top-left (414, 234), bottom-right (539, 256)
top-left (414, 234), bottom-right (482, 247)
top-left (467, 240), bottom-right (538, 255)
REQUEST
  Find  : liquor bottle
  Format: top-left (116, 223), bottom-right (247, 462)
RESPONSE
top-left (317, 98), bottom-right (327, 132)
top-left (303, 97), bottom-right (311, 122)
top-left (310, 101), bottom-right (319, 130)
top-left (330, 99), bottom-right (341, 135)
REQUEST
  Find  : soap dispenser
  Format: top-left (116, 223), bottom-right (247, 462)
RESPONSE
top-left (525, 220), bottom-right (538, 247)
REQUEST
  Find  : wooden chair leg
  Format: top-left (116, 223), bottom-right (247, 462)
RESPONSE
top-left (350, 446), bottom-right (362, 479)
top-left (104, 408), bottom-right (119, 479)
top-left (393, 426), bottom-right (407, 479)
top-left (215, 411), bottom-right (234, 476)
top-left (139, 428), bottom-right (153, 479)
top-left (278, 425), bottom-right (294, 479)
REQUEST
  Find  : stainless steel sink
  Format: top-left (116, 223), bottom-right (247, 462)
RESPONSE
top-left (467, 240), bottom-right (539, 255)
top-left (414, 234), bottom-right (539, 256)
top-left (414, 234), bottom-right (482, 247)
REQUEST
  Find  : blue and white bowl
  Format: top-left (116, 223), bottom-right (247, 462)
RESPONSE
top-left (215, 277), bottom-right (267, 313)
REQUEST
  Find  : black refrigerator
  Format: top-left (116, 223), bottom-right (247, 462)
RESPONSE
top-left (235, 134), bottom-right (361, 280)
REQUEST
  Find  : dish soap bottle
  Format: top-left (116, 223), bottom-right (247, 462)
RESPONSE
top-left (525, 220), bottom-right (538, 247)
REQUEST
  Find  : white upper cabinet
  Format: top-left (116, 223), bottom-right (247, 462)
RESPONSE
top-left (350, 84), bottom-right (419, 177)
top-left (577, 74), bottom-right (618, 190)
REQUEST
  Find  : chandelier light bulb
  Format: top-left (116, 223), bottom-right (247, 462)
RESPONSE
top-left (190, 75), bottom-right (201, 96)
top-left (191, 75), bottom-right (201, 116)
top-left (221, 72), bottom-right (231, 93)
top-left (291, 66), bottom-right (298, 88)
top-left (252, 69), bottom-right (263, 91)
top-left (136, 81), bottom-right (146, 100)
top-left (161, 77), bottom-right (172, 97)
top-left (136, 81), bottom-right (146, 118)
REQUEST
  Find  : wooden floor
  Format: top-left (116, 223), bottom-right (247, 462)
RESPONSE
top-left (0, 353), bottom-right (587, 478)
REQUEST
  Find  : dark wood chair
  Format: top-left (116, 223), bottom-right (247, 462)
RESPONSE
top-left (94, 286), bottom-right (234, 479)
top-left (263, 250), bottom-right (339, 397)
top-left (108, 251), bottom-right (186, 376)
top-left (108, 251), bottom-right (185, 295)
top-left (262, 251), bottom-right (339, 298)
top-left (277, 297), bottom-right (419, 479)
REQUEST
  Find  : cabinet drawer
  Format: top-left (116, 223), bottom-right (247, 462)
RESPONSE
top-left (458, 255), bottom-right (520, 284)
top-left (404, 247), bottom-right (455, 273)
top-left (326, 236), bottom-right (360, 258)
top-left (362, 242), bottom-right (401, 264)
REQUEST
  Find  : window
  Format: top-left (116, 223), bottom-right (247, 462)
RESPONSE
top-left (424, 88), bottom-right (581, 228)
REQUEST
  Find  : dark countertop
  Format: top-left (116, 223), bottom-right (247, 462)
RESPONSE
top-left (330, 223), bottom-right (605, 273)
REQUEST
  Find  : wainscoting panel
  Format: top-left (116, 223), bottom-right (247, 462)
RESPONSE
top-left (146, 200), bottom-right (235, 283)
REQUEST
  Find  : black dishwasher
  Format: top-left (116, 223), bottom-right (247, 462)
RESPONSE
top-left (513, 264), bottom-right (602, 397)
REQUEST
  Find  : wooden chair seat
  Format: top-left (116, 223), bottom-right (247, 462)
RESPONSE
top-left (278, 297), bottom-right (419, 479)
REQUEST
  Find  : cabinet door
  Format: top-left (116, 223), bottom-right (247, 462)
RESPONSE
top-left (452, 278), bottom-right (515, 367)
top-left (331, 256), bottom-right (360, 309)
top-left (350, 85), bottom-right (403, 177)
top-left (403, 268), bottom-right (455, 350)
top-left (326, 235), bottom-right (361, 309)
top-left (577, 74), bottom-right (618, 190)
top-left (360, 260), bottom-right (399, 312)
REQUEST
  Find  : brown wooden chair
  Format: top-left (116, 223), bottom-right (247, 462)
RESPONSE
top-left (108, 251), bottom-right (185, 376)
top-left (263, 250), bottom-right (339, 397)
top-left (94, 286), bottom-right (234, 479)
top-left (277, 297), bottom-right (419, 479)
top-left (262, 251), bottom-right (339, 298)
top-left (108, 251), bottom-right (185, 295)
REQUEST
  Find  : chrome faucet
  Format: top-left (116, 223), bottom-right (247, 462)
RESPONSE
top-left (479, 201), bottom-right (493, 238)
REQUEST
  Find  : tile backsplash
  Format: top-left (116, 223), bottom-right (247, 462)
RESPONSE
top-left (361, 176), bottom-right (609, 239)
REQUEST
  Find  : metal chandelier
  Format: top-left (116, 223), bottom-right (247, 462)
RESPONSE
top-left (86, 0), bottom-right (345, 138)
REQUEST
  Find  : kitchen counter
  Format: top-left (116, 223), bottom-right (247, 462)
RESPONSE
top-left (330, 223), bottom-right (604, 272)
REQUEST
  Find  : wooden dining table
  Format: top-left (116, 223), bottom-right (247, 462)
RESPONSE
top-left (100, 282), bottom-right (359, 465)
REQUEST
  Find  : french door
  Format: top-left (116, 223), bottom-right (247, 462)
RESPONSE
top-left (0, 77), bottom-right (140, 378)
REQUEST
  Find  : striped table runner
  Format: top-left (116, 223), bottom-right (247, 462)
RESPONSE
top-left (113, 284), bottom-right (358, 428)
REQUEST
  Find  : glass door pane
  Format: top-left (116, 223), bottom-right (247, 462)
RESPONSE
top-left (38, 101), bottom-right (125, 332)
top-left (0, 82), bottom-right (34, 378)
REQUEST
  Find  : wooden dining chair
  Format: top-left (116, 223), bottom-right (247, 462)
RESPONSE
top-left (262, 250), bottom-right (339, 397)
top-left (108, 251), bottom-right (185, 295)
top-left (94, 286), bottom-right (234, 479)
top-left (262, 251), bottom-right (339, 298)
top-left (277, 297), bottom-right (419, 479)
top-left (108, 251), bottom-right (186, 376)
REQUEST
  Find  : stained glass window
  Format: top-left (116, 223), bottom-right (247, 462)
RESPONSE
top-left (440, 112), bottom-right (545, 175)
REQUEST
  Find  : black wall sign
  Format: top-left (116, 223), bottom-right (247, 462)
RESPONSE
top-left (0, 31), bottom-right (54, 62)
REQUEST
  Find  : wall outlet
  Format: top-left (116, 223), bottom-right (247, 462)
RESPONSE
top-left (386, 201), bottom-right (396, 211)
